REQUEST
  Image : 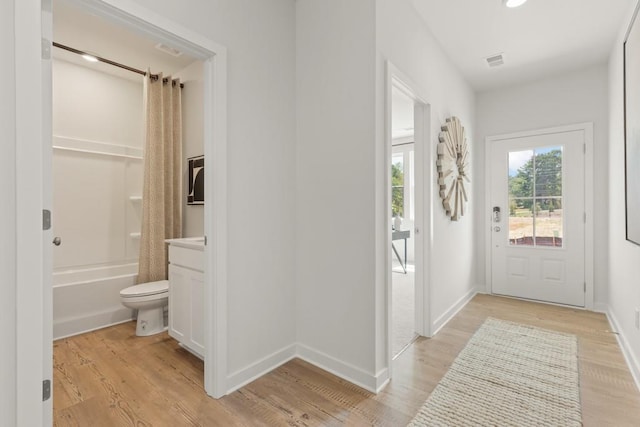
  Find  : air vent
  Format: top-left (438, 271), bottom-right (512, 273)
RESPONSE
top-left (155, 43), bottom-right (183, 57)
top-left (485, 53), bottom-right (505, 68)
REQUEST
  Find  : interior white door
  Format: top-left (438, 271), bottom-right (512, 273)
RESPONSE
top-left (490, 130), bottom-right (585, 307)
top-left (42, 2), bottom-right (54, 424)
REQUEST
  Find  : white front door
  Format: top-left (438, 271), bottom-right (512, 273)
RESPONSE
top-left (490, 129), bottom-right (585, 307)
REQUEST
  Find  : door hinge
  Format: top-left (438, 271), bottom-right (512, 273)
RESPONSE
top-left (584, 282), bottom-right (587, 293)
top-left (43, 209), bottom-right (51, 230)
top-left (41, 38), bottom-right (51, 60)
top-left (204, 235), bottom-right (207, 246)
top-left (42, 379), bottom-right (51, 401)
top-left (583, 212), bottom-right (586, 223)
top-left (583, 143), bottom-right (586, 154)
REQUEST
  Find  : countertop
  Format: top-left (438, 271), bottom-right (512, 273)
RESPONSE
top-left (165, 237), bottom-right (205, 251)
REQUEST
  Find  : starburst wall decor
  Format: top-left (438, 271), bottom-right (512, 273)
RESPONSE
top-left (437, 117), bottom-right (470, 221)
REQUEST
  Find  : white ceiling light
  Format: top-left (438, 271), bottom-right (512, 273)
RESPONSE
top-left (503, 0), bottom-right (527, 8)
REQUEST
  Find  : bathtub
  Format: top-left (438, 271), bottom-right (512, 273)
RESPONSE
top-left (53, 263), bottom-right (138, 340)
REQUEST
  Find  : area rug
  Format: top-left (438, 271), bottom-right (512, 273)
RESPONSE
top-left (408, 318), bottom-right (581, 426)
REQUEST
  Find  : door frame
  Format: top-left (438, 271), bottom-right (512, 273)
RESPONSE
top-left (383, 61), bottom-right (432, 377)
top-left (484, 123), bottom-right (594, 310)
top-left (15, 0), bottom-right (228, 422)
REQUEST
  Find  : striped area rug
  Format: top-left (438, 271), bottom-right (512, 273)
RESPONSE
top-left (408, 318), bottom-right (581, 426)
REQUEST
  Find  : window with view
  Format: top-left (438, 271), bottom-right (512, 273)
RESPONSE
top-left (392, 154), bottom-right (404, 218)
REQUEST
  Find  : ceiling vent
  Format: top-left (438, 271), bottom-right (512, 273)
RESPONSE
top-left (485, 53), bottom-right (505, 68)
top-left (155, 43), bottom-right (183, 57)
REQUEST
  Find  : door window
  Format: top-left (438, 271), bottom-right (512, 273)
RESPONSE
top-left (508, 146), bottom-right (563, 247)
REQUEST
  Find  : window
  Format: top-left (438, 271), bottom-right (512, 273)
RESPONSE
top-left (392, 153), bottom-right (404, 218)
top-left (391, 145), bottom-right (415, 221)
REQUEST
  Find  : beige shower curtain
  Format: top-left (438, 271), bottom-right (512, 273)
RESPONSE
top-left (138, 73), bottom-right (182, 283)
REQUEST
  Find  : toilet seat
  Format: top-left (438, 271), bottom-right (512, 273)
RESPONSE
top-left (120, 280), bottom-right (169, 298)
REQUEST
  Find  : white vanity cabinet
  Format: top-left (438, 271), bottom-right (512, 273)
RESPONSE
top-left (166, 239), bottom-right (205, 358)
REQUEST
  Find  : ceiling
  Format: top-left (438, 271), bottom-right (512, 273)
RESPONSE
top-left (411, 0), bottom-right (635, 91)
top-left (53, 0), bottom-right (634, 91)
top-left (53, 0), bottom-right (197, 82)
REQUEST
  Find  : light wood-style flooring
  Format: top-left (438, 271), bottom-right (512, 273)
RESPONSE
top-left (53, 294), bottom-right (640, 426)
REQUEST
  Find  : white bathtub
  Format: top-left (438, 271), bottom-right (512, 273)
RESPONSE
top-left (53, 263), bottom-right (138, 340)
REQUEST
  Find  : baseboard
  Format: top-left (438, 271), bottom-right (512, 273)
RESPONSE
top-left (296, 343), bottom-right (382, 393)
top-left (225, 342), bottom-right (388, 396)
top-left (604, 307), bottom-right (640, 392)
top-left (54, 307), bottom-right (134, 340)
top-left (431, 288), bottom-right (478, 336)
top-left (374, 368), bottom-right (390, 392)
top-left (593, 302), bottom-right (608, 313)
top-left (475, 285), bottom-right (488, 295)
top-left (226, 344), bottom-right (297, 394)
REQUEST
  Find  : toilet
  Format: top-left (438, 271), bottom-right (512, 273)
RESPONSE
top-left (120, 280), bottom-right (169, 336)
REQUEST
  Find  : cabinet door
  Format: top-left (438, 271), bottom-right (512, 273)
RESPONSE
top-left (189, 271), bottom-right (205, 356)
top-left (168, 264), bottom-right (190, 342)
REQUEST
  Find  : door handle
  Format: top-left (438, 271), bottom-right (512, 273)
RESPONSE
top-left (52, 237), bottom-right (61, 246)
top-left (494, 226), bottom-right (501, 232)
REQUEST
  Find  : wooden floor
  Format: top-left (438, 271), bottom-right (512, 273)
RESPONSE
top-left (53, 294), bottom-right (640, 426)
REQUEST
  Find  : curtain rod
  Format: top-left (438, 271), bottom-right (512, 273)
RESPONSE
top-left (52, 42), bottom-right (184, 88)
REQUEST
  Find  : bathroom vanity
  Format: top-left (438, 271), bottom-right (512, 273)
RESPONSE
top-left (165, 237), bottom-right (205, 358)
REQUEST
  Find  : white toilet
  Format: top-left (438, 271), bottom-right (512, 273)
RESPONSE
top-left (120, 280), bottom-right (169, 336)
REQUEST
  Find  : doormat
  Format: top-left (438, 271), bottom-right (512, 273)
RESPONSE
top-left (408, 318), bottom-right (581, 426)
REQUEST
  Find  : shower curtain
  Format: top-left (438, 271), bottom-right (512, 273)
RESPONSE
top-left (137, 73), bottom-right (182, 283)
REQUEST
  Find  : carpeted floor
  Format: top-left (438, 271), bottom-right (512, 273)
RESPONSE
top-left (392, 261), bottom-right (416, 357)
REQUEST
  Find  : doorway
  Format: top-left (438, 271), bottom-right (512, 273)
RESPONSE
top-left (485, 124), bottom-right (594, 308)
top-left (385, 64), bottom-right (432, 365)
top-left (16, 0), bottom-right (228, 423)
top-left (51, 0), bottom-right (205, 342)
top-left (390, 86), bottom-right (417, 357)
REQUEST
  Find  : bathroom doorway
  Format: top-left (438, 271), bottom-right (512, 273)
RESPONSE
top-left (50, 0), bottom-right (205, 341)
top-left (30, 0), bottom-right (228, 422)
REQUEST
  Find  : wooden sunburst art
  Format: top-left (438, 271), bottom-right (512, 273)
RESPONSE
top-left (437, 117), bottom-right (470, 221)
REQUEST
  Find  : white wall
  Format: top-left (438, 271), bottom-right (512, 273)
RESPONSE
top-left (296, 0), bottom-right (379, 387)
top-left (375, 0), bottom-right (477, 370)
top-left (475, 65), bottom-right (610, 305)
top-left (175, 60), bottom-right (205, 238)
top-left (608, 1), bottom-right (640, 383)
top-left (132, 0), bottom-right (297, 384)
top-left (295, 0), bottom-right (477, 390)
top-left (0, 0), bottom-right (16, 424)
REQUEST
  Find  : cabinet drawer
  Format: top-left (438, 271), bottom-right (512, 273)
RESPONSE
top-left (169, 245), bottom-right (204, 271)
